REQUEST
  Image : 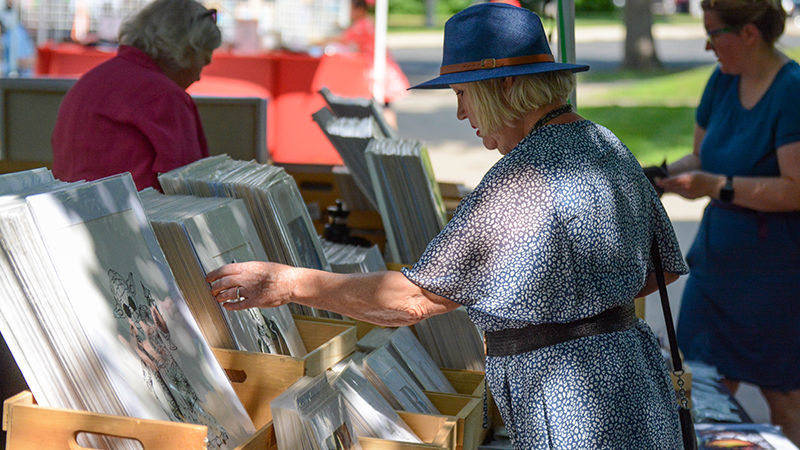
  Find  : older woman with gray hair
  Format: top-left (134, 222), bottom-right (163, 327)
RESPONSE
top-left (206, 3), bottom-right (689, 448)
top-left (52, 0), bottom-right (221, 191)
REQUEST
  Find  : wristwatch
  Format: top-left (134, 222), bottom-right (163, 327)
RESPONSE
top-left (719, 175), bottom-right (734, 203)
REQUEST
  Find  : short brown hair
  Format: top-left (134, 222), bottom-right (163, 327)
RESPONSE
top-left (701, 0), bottom-right (786, 45)
top-left (467, 71), bottom-right (576, 135)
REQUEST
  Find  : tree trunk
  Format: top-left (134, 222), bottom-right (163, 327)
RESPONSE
top-left (623, 0), bottom-right (662, 70)
top-left (426, 0), bottom-right (436, 27)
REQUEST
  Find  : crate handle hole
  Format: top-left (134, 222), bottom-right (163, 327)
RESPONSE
top-left (224, 368), bottom-right (248, 383)
top-left (71, 433), bottom-right (144, 450)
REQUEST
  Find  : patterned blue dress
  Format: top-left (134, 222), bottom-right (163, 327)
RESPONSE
top-left (403, 120), bottom-right (689, 449)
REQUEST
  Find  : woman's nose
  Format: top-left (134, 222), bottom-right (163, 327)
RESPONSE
top-left (456, 101), bottom-right (466, 121)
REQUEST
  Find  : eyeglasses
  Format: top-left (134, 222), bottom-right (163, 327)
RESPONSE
top-left (706, 26), bottom-right (733, 46)
top-left (197, 8), bottom-right (217, 24)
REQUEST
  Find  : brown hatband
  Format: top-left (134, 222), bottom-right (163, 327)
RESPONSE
top-left (439, 54), bottom-right (556, 75)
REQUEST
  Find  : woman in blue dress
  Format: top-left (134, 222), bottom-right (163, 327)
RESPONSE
top-left (654, 0), bottom-right (800, 445)
top-left (207, 3), bottom-right (688, 449)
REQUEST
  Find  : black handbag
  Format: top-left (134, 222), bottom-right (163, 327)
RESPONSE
top-left (651, 237), bottom-right (698, 450)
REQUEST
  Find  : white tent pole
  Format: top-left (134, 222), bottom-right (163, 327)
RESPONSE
top-left (36, 0), bottom-right (47, 45)
top-left (556, 0), bottom-right (577, 107)
top-left (373, 0), bottom-right (387, 105)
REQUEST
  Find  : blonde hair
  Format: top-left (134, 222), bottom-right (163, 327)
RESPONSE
top-left (118, 0), bottom-right (222, 71)
top-left (701, 0), bottom-right (786, 45)
top-left (468, 71), bottom-right (576, 135)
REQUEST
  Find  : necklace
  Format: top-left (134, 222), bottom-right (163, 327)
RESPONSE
top-left (531, 104), bottom-right (573, 132)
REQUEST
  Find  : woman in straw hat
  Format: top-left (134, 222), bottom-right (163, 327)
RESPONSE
top-left (650, 0), bottom-right (800, 444)
top-left (207, 3), bottom-right (687, 448)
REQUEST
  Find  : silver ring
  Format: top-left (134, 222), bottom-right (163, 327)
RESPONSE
top-left (236, 286), bottom-right (243, 301)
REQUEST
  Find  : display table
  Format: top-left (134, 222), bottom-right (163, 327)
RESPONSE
top-left (36, 43), bottom-right (376, 165)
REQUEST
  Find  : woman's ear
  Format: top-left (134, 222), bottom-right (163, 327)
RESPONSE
top-left (739, 22), bottom-right (762, 46)
top-left (503, 76), bottom-right (515, 90)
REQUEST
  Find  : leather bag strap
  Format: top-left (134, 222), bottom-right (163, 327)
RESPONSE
top-left (651, 236), bottom-right (697, 450)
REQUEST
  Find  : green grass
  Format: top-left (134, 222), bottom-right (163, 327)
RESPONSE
top-left (388, 14), bottom-right (447, 30)
top-left (573, 62), bottom-right (712, 165)
top-left (578, 64), bottom-right (715, 104)
top-left (572, 45), bottom-right (800, 164)
top-left (577, 105), bottom-right (696, 165)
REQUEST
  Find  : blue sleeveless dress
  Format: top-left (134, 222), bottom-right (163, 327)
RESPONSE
top-left (404, 120), bottom-right (688, 449)
top-left (676, 62), bottom-right (800, 391)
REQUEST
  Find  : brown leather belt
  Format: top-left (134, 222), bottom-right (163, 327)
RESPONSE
top-left (485, 302), bottom-right (638, 357)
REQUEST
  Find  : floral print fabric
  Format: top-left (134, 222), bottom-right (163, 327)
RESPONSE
top-left (404, 120), bottom-right (688, 449)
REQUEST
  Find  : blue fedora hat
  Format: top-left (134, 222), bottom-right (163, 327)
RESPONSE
top-left (410, 3), bottom-right (589, 90)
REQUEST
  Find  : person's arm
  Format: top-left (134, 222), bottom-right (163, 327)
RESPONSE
top-left (642, 125), bottom-right (704, 193)
top-left (713, 142), bottom-right (800, 211)
top-left (635, 270), bottom-right (680, 298)
top-left (664, 124), bottom-right (704, 176)
top-left (659, 140), bottom-right (800, 212)
top-left (206, 261), bottom-right (460, 327)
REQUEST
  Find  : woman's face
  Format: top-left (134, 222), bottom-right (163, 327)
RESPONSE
top-left (451, 82), bottom-right (520, 155)
top-left (704, 10), bottom-right (743, 75)
top-left (166, 52), bottom-right (211, 90)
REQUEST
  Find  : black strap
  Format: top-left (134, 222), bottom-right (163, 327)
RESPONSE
top-left (651, 237), bottom-right (682, 373)
top-left (651, 237), bottom-right (697, 450)
top-left (485, 303), bottom-right (637, 357)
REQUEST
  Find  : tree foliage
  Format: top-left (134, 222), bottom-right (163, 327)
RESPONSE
top-left (388, 0), bottom-right (473, 15)
top-left (575, 0), bottom-right (616, 12)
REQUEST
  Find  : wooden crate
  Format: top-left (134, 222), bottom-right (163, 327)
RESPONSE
top-left (2, 317), bottom-right (356, 450)
top-left (216, 316), bottom-right (356, 383)
top-left (359, 411), bottom-right (458, 450)
top-left (214, 333), bottom-right (458, 450)
top-left (3, 391), bottom-right (219, 450)
top-left (0, 161), bottom-right (51, 174)
top-left (440, 369), bottom-right (485, 399)
top-left (212, 316), bottom-right (355, 425)
top-left (1, 345), bottom-right (296, 450)
top-left (438, 369), bottom-right (491, 447)
top-left (293, 317), bottom-right (357, 376)
top-left (425, 393), bottom-right (482, 450)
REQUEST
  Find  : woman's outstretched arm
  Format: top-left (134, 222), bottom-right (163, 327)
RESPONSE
top-left (206, 261), bottom-right (459, 327)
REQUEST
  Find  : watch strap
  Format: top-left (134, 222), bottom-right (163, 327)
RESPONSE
top-left (719, 175), bottom-right (734, 203)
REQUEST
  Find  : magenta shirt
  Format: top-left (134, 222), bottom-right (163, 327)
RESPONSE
top-left (52, 45), bottom-right (209, 191)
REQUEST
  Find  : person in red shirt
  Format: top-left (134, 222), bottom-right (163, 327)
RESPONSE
top-left (337, 0), bottom-right (410, 130)
top-left (52, 0), bottom-right (221, 192)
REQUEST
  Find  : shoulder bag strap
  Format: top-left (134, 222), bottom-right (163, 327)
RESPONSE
top-left (651, 236), bottom-right (697, 450)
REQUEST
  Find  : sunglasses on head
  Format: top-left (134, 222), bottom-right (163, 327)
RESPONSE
top-left (197, 8), bottom-right (217, 24)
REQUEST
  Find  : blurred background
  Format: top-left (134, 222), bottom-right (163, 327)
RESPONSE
top-left (4, 0), bottom-right (799, 432)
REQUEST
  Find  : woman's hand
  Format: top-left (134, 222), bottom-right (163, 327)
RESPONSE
top-left (205, 261), bottom-right (293, 311)
top-left (657, 171), bottom-right (724, 200)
